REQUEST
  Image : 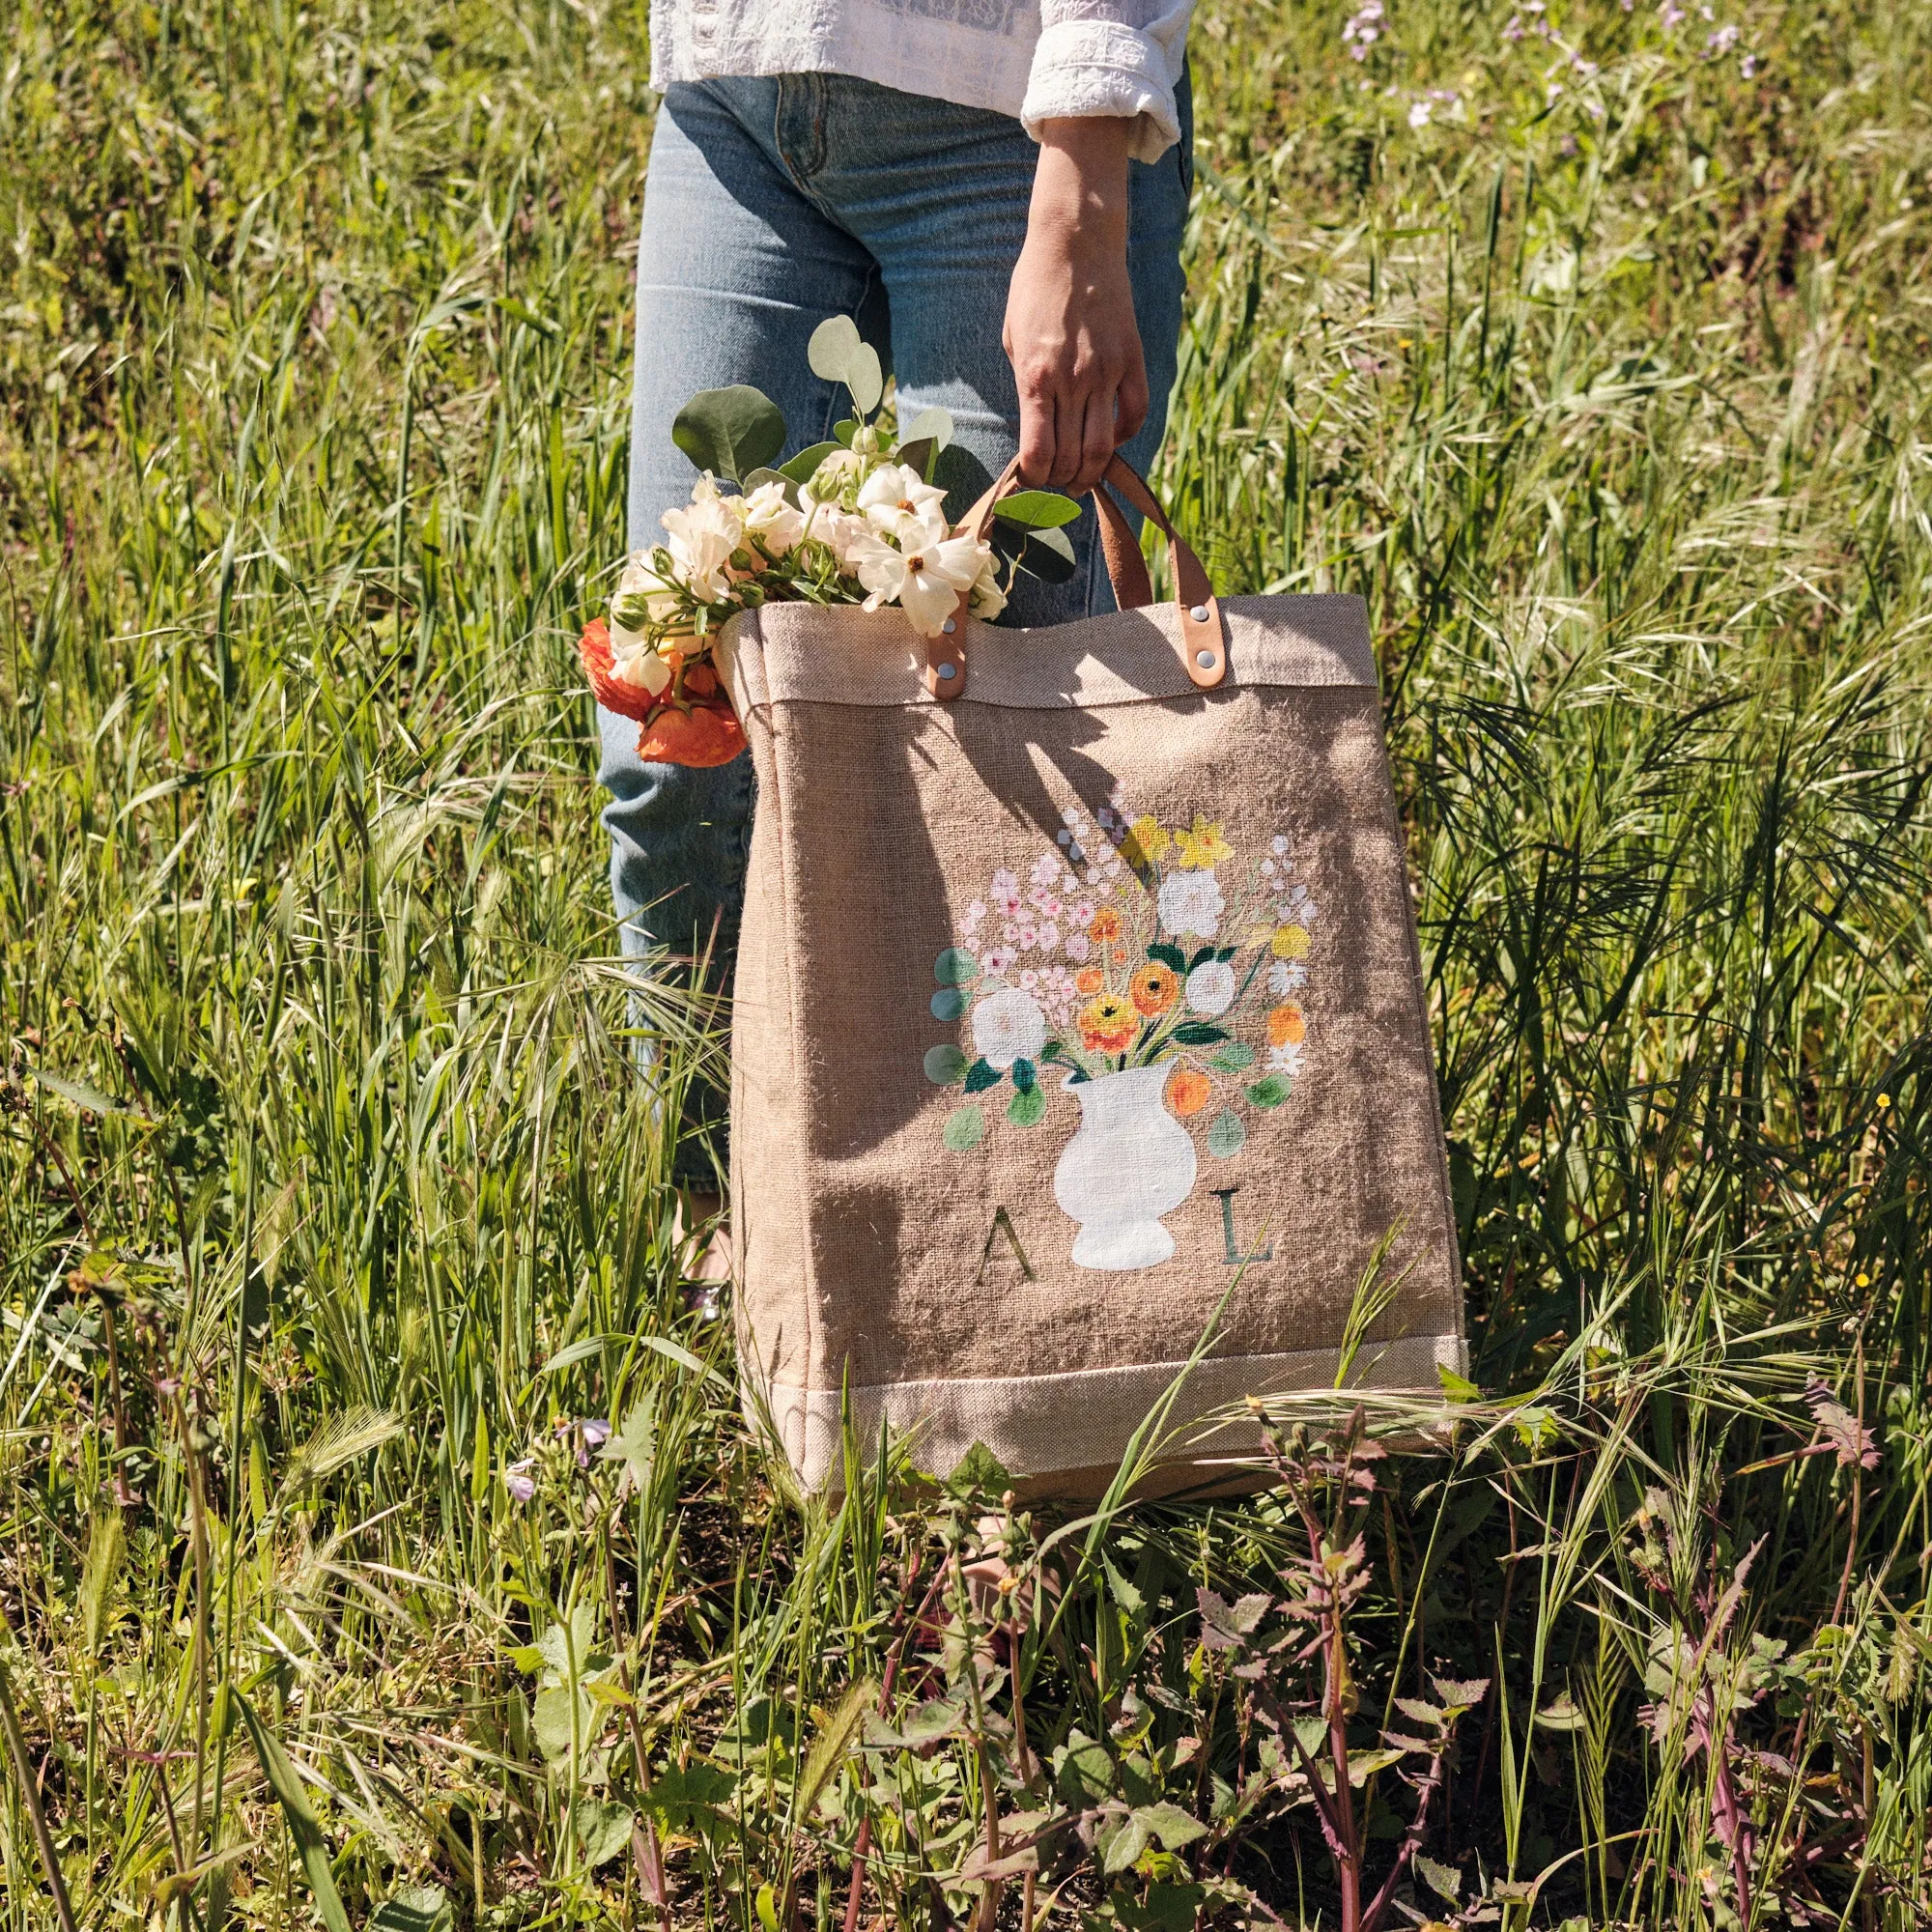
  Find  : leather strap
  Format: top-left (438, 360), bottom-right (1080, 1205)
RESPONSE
top-left (923, 455), bottom-right (1228, 699)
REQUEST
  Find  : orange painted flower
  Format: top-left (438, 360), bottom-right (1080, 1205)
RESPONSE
top-left (1166, 1066), bottom-right (1211, 1117)
top-left (1130, 961), bottom-right (1179, 1017)
top-left (1268, 1004), bottom-right (1306, 1047)
top-left (1079, 993), bottom-right (1139, 1054)
top-left (1088, 906), bottom-right (1122, 943)
top-left (1076, 967), bottom-right (1104, 995)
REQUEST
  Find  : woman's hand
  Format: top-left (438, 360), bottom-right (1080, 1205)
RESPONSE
top-left (1004, 116), bottom-right (1147, 497)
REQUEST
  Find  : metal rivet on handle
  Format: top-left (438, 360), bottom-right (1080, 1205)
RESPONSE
top-left (1196, 649), bottom-right (1216, 669)
top-left (1189, 604), bottom-right (1209, 623)
top-left (936, 662), bottom-right (957, 681)
top-left (942, 617), bottom-right (956, 635)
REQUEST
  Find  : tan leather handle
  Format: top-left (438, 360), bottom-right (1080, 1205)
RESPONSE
top-left (923, 455), bottom-right (1229, 699)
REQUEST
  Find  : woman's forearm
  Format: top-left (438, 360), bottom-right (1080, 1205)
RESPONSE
top-left (1003, 116), bottom-right (1148, 496)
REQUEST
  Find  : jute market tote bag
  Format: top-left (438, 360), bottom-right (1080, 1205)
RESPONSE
top-left (716, 457), bottom-right (1463, 1494)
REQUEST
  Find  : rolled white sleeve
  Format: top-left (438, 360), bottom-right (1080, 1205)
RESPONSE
top-left (1019, 1), bottom-right (1193, 162)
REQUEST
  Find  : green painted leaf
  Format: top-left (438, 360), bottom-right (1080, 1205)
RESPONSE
top-left (1208, 1042), bottom-right (1256, 1071)
top-left (1170, 1022), bottom-right (1229, 1046)
top-left (943, 1105), bottom-right (985, 1151)
top-left (670, 384), bottom-right (786, 481)
top-left (992, 488), bottom-right (1083, 529)
top-left (1187, 946), bottom-right (1216, 968)
top-left (777, 440), bottom-right (841, 484)
top-left (962, 1058), bottom-right (1003, 1094)
top-left (933, 946), bottom-right (979, 984)
top-left (929, 986), bottom-right (966, 1022)
top-left (923, 1043), bottom-right (968, 1086)
top-left (1245, 1074), bottom-right (1289, 1108)
top-left (1148, 942), bottom-right (1187, 972)
top-left (1008, 1085), bottom-right (1047, 1126)
top-left (1208, 1109), bottom-right (1246, 1158)
top-left (1010, 1057), bottom-right (1037, 1094)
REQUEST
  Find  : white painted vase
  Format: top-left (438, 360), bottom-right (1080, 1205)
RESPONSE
top-left (1053, 1062), bottom-right (1199, 1271)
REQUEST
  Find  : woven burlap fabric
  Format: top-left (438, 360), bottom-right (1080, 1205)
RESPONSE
top-left (719, 594), bottom-right (1463, 1492)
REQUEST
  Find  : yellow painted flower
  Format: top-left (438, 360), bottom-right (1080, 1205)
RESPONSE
top-left (1122, 813), bottom-right (1170, 867)
top-left (1271, 923), bottom-right (1312, 960)
top-left (1174, 813), bottom-right (1233, 870)
top-left (1079, 993), bottom-right (1139, 1054)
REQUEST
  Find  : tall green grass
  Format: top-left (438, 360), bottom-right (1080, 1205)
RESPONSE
top-left (1, 0), bottom-right (1928, 1925)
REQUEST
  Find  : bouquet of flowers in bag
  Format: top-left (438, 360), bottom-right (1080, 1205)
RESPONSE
top-left (580, 316), bottom-right (1081, 766)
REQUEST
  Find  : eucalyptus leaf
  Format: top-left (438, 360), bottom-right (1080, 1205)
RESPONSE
top-left (670, 385), bottom-right (786, 482)
top-left (739, 466), bottom-right (798, 507)
top-left (901, 405), bottom-right (953, 450)
top-left (993, 488), bottom-right (1083, 529)
top-left (778, 440), bottom-right (840, 485)
top-left (807, 314), bottom-right (864, 384)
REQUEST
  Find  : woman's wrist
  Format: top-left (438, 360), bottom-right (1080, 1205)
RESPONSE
top-left (1028, 116), bottom-right (1132, 250)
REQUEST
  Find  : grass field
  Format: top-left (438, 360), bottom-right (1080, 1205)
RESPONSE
top-left (3, 0), bottom-right (1931, 1925)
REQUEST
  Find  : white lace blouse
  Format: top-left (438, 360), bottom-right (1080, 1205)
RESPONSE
top-left (647, 0), bottom-right (1194, 162)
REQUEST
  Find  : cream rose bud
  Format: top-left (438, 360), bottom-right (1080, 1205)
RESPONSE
top-left (741, 480), bottom-right (804, 556)
top-left (972, 985), bottom-right (1047, 1070)
top-left (1184, 958), bottom-right (1236, 1016)
top-left (612, 552), bottom-right (683, 633)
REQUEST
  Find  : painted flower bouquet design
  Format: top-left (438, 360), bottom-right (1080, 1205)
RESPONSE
top-left (923, 796), bottom-right (1318, 1270)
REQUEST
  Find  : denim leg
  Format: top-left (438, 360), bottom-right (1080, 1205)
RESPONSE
top-left (794, 70), bottom-right (1193, 625)
top-left (610, 81), bottom-right (880, 1182)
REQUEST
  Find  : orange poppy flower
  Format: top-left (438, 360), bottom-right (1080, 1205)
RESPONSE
top-left (1075, 967), bottom-right (1104, 995)
top-left (1166, 1066), bottom-right (1211, 1117)
top-left (1268, 1004), bottom-right (1306, 1047)
top-left (582, 621), bottom-right (747, 768)
top-left (1130, 961), bottom-right (1179, 1017)
top-left (1079, 993), bottom-right (1139, 1054)
top-left (1088, 906), bottom-right (1122, 943)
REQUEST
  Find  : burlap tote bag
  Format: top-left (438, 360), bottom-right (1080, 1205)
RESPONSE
top-left (717, 457), bottom-right (1463, 1494)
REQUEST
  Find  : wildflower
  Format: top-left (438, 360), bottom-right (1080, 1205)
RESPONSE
top-left (1740, 49), bottom-right (1759, 74)
top-left (1079, 993), bottom-right (1139, 1054)
top-left (1503, 13), bottom-right (1524, 38)
top-left (974, 986), bottom-right (1047, 1070)
top-left (1130, 961), bottom-right (1179, 1017)
top-left (504, 1459), bottom-right (537, 1503)
top-left (1409, 99), bottom-right (1433, 127)
top-left (1705, 20), bottom-right (1738, 52)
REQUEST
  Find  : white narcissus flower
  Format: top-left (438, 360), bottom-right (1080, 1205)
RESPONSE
top-left (1184, 958), bottom-right (1236, 1016)
top-left (1157, 868), bottom-right (1225, 939)
top-left (972, 985), bottom-right (1047, 1070)
top-left (741, 479), bottom-right (804, 557)
top-left (858, 462), bottom-right (950, 548)
top-left (660, 475), bottom-right (745, 602)
top-left (850, 529), bottom-right (983, 636)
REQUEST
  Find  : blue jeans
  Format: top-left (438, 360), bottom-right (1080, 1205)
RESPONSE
top-left (601, 71), bottom-right (1192, 1181)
